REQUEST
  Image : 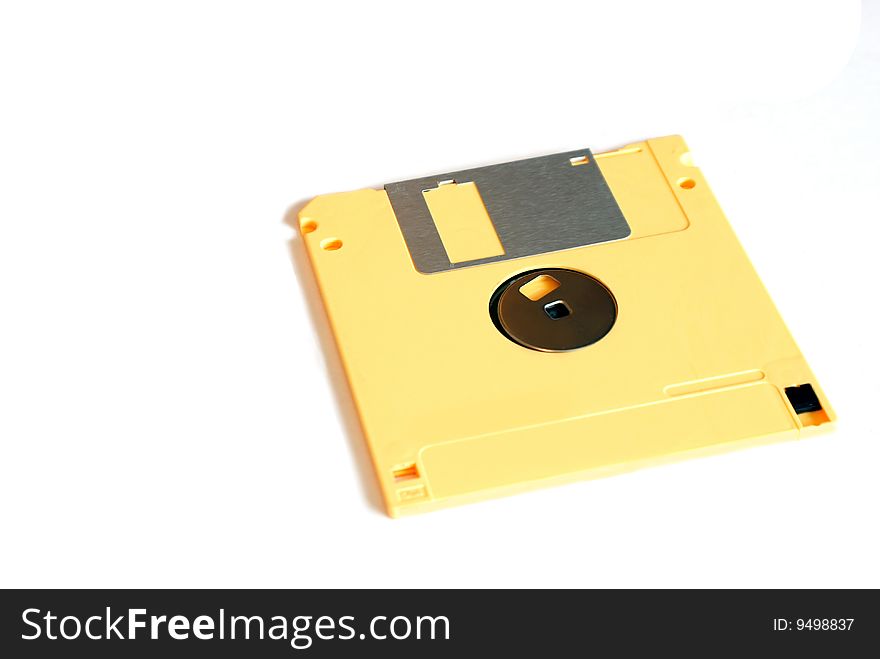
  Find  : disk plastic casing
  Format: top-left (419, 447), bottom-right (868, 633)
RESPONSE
top-left (298, 136), bottom-right (834, 516)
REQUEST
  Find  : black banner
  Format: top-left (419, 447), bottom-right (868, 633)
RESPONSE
top-left (1, 589), bottom-right (876, 656)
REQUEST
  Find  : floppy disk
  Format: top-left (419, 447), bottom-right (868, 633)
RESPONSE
top-left (298, 135), bottom-right (834, 516)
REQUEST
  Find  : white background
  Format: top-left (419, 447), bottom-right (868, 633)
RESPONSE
top-left (1, 1), bottom-right (877, 588)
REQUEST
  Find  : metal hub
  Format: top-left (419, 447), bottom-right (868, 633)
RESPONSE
top-left (490, 268), bottom-right (617, 352)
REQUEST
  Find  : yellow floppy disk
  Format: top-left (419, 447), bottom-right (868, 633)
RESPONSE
top-left (298, 135), bottom-right (834, 516)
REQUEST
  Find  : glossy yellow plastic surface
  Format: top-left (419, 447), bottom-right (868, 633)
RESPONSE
top-left (299, 136), bottom-right (834, 516)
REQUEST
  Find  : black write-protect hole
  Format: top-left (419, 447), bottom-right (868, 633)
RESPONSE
top-left (784, 384), bottom-right (822, 414)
